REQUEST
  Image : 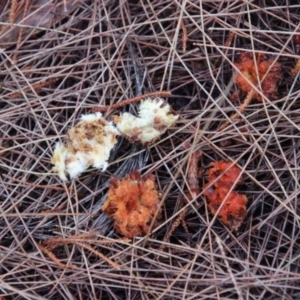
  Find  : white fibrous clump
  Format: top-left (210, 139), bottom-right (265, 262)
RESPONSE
top-left (51, 113), bottom-right (119, 180)
top-left (112, 97), bottom-right (178, 144)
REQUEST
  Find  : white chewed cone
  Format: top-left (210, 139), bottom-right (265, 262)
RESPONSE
top-left (51, 112), bottom-right (119, 180)
top-left (113, 97), bottom-right (178, 144)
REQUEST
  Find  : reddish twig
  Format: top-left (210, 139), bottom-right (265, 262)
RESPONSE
top-left (40, 232), bottom-right (122, 270)
top-left (13, 0), bottom-right (31, 62)
top-left (9, 0), bottom-right (18, 25)
top-left (91, 91), bottom-right (171, 112)
top-left (0, 0), bottom-right (18, 34)
top-left (218, 89), bottom-right (254, 131)
top-left (224, 31), bottom-right (235, 49)
top-left (159, 207), bottom-right (187, 251)
top-left (38, 244), bottom-right (72, 269)
top-left (183, 142), bottom-right (202, 198)
top-left (9, 78), bottom-right (58, 99)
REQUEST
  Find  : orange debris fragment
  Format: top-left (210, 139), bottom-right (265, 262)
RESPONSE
top-left (234, 52), bottom-right (282, 102)
top-left (204, 161), bottom-right (247, 230)
top-left (102, 170), bottom-right (161, 238)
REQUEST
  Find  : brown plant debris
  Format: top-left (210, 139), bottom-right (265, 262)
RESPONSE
top-left (180, 19), bottom-right (188, 52)
top-left (186, 148), bottom-right (202, 199)
top-left (102, 170), bottom-right (161, 238)
top-left (234, 52), bottom-right (282, 102)
top-left (39, 232), bottom-right (124, 270)
top-left (203, 161), bottom-right (248, 231)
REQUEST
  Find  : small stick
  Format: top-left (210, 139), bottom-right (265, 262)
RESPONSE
top-left (159, 208), bottom-right (187, 252)
top-left (43, 232), bottom-right (99, 250)
top-left (41, 233), bottom-right (122, 270)
top-left (91, 91), bottom-right (171, 112)
top-left (218, 89), bottom-right (254, 131)
top-left (9, 78), bottom-right (58, 99)
top-left (183, 142), bottom-right (202, 198)
top-left (76, 242), bottom-right (121, 270)
top-left (13, 0), bottom-right (31, 62)
top-left (9, 0), bottom-right (18, 25)
top-left (224, 31), bottom-right (235, 49)
top-left (180, 19), bottom-right (188, 53)
top-left (38, 244), bottom-right (73, 269)
top-left (216, 32), bottom-right (235, 67)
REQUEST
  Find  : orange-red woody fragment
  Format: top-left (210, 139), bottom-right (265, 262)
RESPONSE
top-left (102, 170), bottom-right (161, 238)
top-left (204, 161), bottom-right (247, 230)
top-left (234, 52), bottom-right (282, 102)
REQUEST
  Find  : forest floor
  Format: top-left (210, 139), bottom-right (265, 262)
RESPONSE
top-left (0, 1), bottom-right (300, 299)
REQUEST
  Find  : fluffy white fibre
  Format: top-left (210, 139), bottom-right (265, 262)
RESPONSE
top-left (65, 152), bottom-right (88, 179)
top-left (114, 98), bottom-right (178, 143)
top-left (51, 142), bottom-right (69, 181)
top-left (138, 97), bottom-right (165, 119)
top-left (51, 113), bottom-right (119, 180)
top-left (80, 112), bottom-right (103, 122)
top-left (140, 98), bottom-right (178, 127)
